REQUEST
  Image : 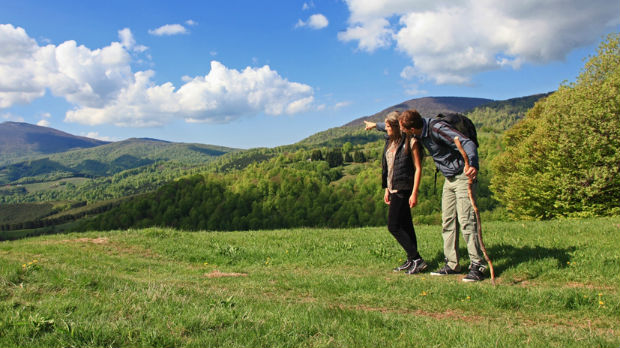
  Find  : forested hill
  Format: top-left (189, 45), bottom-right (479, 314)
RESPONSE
top-left (297, 94), bottom-right (548, 148)
top-left (0, 122), bottom-right (109, 163)
top-left (0, 138), bottom-right (239, 187)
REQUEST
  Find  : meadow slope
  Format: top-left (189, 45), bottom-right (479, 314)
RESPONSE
top-left (0, 217), bottom-right (618, 347)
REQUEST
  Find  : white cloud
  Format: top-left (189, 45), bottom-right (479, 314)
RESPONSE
top-left (338, 17), bottom-right (392, 51)
top-left (302, 2), bottom-right (314, 10)
top-left (1, 112), bottom-right (25, 122)
top-left (334, 101), bottom-right (351, 109)
top-left (340, 0), bottom-right (620, 84)
top-left (36, 119), bottom-right (50, 127)
top-left (65, 61), bottom-right (314, 126)
top-left (83, 131), bottom-right (113, 141)
top-left (41, 112), bottom-right (51, 118)
top-left (148, 24), bottom-right (188, 36)
top-left (403, 84), bottom-right (427, 96)
top-left (118, 28), bottom-right (148, 53)
top-left (0, 24), bottom-right (315, 128)
top-left (296, 14), bottom-right (329, 30)
top-left (185, 19), bottom-right (198, 26)
top-left (0, 24), bottom-right (133, 109)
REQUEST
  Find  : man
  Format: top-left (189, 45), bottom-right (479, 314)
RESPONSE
top-left (398, 109), bottom-right (487, 282)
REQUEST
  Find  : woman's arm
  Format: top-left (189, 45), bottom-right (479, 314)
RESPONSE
top-left (364, 121), bottom-right (387, 133)
top-left (409, 139), bottom-right (422, 208)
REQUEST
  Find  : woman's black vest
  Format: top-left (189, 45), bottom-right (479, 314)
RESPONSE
top-left (381, 135), bottom-right (414, 190)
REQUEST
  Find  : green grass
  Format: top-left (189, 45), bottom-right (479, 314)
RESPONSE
top-left (0, 217), bottom-right (618, 347)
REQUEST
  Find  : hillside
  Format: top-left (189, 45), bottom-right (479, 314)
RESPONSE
top-left (0, 93), bottom-right (544, 230)
top-left (0, 122), bottom-right (109, 164)
top-left (467, 92), bottom-right (553, 132)
top-left (297, 94), bottom-right (546, 148)
top-left (0, 134), bottom-right (239, 206)
top-left (343, 96), bottom-right (494, 127)
top-left (0, 137), bottom-right (238, 184)
top-left (1, 218), bottom-right (618, 346)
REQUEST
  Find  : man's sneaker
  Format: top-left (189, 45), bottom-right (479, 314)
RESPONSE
top-left (405, 258), bottom-right (428, 274)
top-left (393, 259), bottom-right (412, 272)
top-left (430, 263), bottom-right (461, 276)
top-left (462, 263), bottom-right (486, 282)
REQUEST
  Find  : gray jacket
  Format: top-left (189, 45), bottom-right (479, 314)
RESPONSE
top-left (377, 118), bottom-right (479, 177)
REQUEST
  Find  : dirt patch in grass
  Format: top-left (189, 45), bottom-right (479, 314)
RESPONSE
top-left (563, 282), bottom-right (616, 290)
top-left (70, 237), bottom-right (109, 244)
top-left (204, 270), bottom-right (248, 278)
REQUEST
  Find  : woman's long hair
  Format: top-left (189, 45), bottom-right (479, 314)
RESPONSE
top-left (385, 111), bottom-right (402, 145)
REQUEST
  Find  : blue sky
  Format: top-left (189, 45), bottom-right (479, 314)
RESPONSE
top-left (1, 0), bottom-right (619, 149)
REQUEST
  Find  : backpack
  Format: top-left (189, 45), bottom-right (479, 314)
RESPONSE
top-left (431, 113), bottom-right (479, 147)
top-left (429, 113), bottom-right (479, 193)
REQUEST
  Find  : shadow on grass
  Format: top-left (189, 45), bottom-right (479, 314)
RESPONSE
top-left (425, 244), bottom-right (576, 279)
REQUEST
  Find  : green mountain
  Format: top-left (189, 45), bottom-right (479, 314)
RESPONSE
top-left (467, 92), bottom-right (553, 132)
top-left (0, 130), bottom-right (239, 208)
top-left (0, 122), bottom-right (109, 164)
top-left (1, 93), bottom-right (551, 236)
top-left (298, 96), bottom-right (493, 147)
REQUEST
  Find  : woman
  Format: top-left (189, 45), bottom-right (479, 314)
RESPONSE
top-left (364, 111), bottom-right (427, 274)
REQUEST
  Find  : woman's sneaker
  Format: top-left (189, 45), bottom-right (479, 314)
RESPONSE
top-left (430, 263), bottom-right (461, 276)
top-left (405, 258), bottom-right (428, 274)
top-left (393, 259), bottom-right (413, 272)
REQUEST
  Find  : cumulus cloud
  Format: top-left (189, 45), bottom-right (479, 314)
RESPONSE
top-left (0, 24), bottom-right (315, 127)
top-left (1, 112), bottom-right (25, 122)
top-left (185, 19), bottom-right (198, 26)
top-left (118, 28), bottom-right (148, 52)
top-left (148, 24), bottom-right (188, 36)
top-left (296, 14), bottom-right (329, 30)
top-left (340, 0), bottom-right (620, 84)
top-left (36, 119), bottom-right (50, 127)
top-left (334, 101), bottom-right (351, 109)
top-left (0, 23), bottom-right (132, 109)
top-left (83, 131), bottom-right (113, 141)
top-left (66, 62), bottom-right (314, 126)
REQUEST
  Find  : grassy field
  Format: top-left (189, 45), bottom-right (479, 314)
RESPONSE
top-left (0, 217), bottom-right (618, 347)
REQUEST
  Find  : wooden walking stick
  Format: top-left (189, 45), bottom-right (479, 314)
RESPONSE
top-left (454, 137), bottom-right (496, 285)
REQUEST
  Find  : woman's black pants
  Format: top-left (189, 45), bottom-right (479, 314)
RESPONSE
top-left (388, 190), bottom-right (420, 260)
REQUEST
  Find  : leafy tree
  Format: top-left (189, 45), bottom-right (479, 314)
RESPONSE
top-left (310, 149), bottom-right (323, 161)
top-left (353, 150), bottom-right (366, 163)
top-left (342, 142), bottom-right (353, 154)
top-left (325, 149), bottom-right (343, 168)
top-left (491, 33), bottom-right (620, 219)
top-left (344, 152), bottom-right (353, 163)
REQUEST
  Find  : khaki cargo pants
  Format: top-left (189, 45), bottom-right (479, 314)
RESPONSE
top-left (441, 172), bottom-right (485, 271)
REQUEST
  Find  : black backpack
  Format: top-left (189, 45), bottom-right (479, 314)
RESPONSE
top-left (429, 113), bottom-right (479, 193)
top-left (431, 113), bottom-right (479, 147)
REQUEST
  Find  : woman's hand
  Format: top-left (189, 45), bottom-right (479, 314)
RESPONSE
top-left (364, 121), bottom-right (376, 131)
top-left (409, 192), bottom-right (418, 208)
top-left (384, 189), bottom-right (390, 205)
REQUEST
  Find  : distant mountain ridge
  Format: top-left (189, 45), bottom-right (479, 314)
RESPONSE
top-left (0, 122), bottom-right (109, 161)
top-left (0, 123), bottom-right (238, 186)
top-left (343, 96), bottom-right (494, 127)
top-left (299, 96), bottom-right (495, 147)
